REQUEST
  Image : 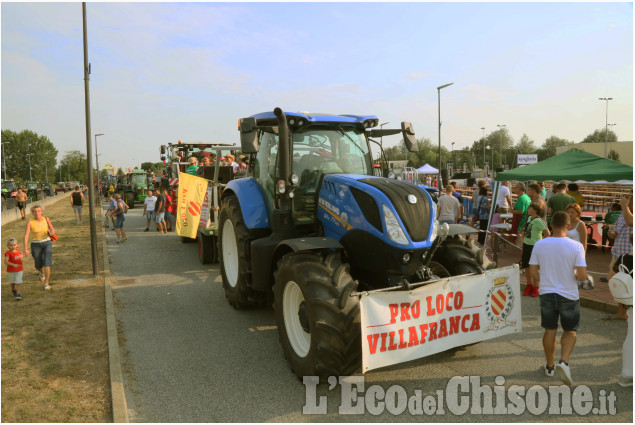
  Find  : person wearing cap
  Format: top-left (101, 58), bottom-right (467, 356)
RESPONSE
top-left (186, 157), bottom-right (198, 175)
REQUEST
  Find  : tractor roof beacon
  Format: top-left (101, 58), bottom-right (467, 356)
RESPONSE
top-left (218, 108), bottom-right (492, 378)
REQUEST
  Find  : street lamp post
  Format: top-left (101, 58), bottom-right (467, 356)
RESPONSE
top-left (44, 159), bottom-right (48, 182)
top-left (95, 133), bottom-right (104, 182)
top-left (599, 97), bottom-right (613, 158)
top-left (1, 142), bottom-right (7, 180)
top-left (451, 142), bottom-right (455, 171)
top-left (26, 154), bottom-right (32, 180)
top-left (437, 82), bottom-right (454, 186)
top-left (481, 127), bottom-right (486, 170)
top-left (607, 123), bottom-right (617, 158)
top-left (497, 124), bottom-right (506, 171)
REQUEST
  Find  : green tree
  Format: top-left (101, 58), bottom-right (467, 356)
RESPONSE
top-left (140, 161), bottom-right (166, 173)
top-left (1, 129), bottom-right (59, 183)
top-left (608, 150), bottom-right (620, 161)
top-left (516, 134), bottom-right (536, 154)
top-left (581, 128), bottom-right (618, 144)
top-left (116, 167), bottom-right (124, 175)
top-left (59, 150), bottom-right (88, 184)
top-left (537, 136), bottom-right (573, 161)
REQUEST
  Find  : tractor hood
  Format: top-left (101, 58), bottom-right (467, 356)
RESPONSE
top-left (317, 173), bottom-right (437, 249)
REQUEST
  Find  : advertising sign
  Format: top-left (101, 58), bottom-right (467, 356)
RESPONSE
top-left (517, 154), bottom-right (538, 165)
top-left (360, 266), bottom-right (521, 373)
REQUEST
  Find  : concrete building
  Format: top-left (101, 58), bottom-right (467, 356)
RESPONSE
top-left (556, 141), bottom-right (633, 166)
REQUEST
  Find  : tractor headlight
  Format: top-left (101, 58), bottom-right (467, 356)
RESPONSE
top-left (430, 220), bottom-right (439, 242)
top-left (277, 180), bottom-right (286, 194)
top-left (382, 204), bottom-right (409, 245)
top-left (290, 173), bottom-right (300, 185)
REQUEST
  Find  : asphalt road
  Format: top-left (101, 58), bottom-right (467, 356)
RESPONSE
top-left (107, 202), bottom-right (633, 422)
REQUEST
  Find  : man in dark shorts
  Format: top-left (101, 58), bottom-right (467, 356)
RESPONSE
top-left (15, 188), bottom-right (28, 220)
top-left (70, 186), bottom-right (85, 225)
top-left (528, 211), bottom-right (588, 386)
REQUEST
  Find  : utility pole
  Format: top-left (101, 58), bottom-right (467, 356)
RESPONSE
top-left (599, 97), bottom-right (613, 158)
top-left (481, 127), bottom-right (485, 170)
top-left (437, 82), bottom-right (454, 186)
top-left (1, 142), bottom-right (7, 180)
top-left (82, 2), bottom-right (98, 276)
top-left (497, 124), bottom-right (506, 171)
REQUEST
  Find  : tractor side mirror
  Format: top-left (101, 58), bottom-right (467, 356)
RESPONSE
top-left (160, 146), bottom-right (166, 161)
top-left (239, 118), bottom-right (260, 153)
top-left (402, 122), bottom-right (417, 152)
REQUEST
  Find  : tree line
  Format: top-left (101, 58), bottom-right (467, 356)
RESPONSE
top-left (1, 126), bottom-right (620, 184)
top-left (384, 127), bottom-right (619, 171)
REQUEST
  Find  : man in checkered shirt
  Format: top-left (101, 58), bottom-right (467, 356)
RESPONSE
top-left (607, 196), bottom-right (633, 321)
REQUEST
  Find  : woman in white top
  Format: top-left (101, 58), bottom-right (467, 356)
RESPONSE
top-left (565, 203), bottom-right (587, 252)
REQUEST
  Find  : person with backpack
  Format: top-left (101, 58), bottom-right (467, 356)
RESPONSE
top-left (474, 186), bottom-right (491, 246)
top-left (113, 193), bottom-right (128, 244)
top-left (608, 249), bottom-right (633, 387)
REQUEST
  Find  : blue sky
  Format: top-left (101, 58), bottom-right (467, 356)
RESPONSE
top-left (2, 2), bottom-right (632, 170)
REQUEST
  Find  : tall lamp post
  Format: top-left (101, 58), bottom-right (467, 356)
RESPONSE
top-left (26, 154), bottom-right (32, 180)
top-left (497, 124), bottom-right (506, 171)
top-left (1, 142), bottom-right (7, 180)
top-left (437, 82), bottom-right (454, 186)
top-left (599, 97), bottom-right (613, 158)
top-left (481, 127), bottom-right (486, 171)
top-left (607, 123), bottom-right (617, 158)
top-left (95, 133), bottom-right (104, 182)
top-left (451, 142), bottom-right (455, 171)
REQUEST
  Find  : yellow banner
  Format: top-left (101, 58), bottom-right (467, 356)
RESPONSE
top-left (176, 173), bottom-right (208, 239)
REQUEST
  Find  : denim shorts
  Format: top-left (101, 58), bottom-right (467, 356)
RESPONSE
top-left (540, 293), bottom-right (580, 332)
top-left (164, 211), bottom-right (172, 222)
top-left (146, 211), bottom-right (156, 221)
top-left (31, 240), bottom-right (53, 269)
top-left (115, 214), bottom-right (125, 229)
top-left (155, 213), bottom-right (164, 223)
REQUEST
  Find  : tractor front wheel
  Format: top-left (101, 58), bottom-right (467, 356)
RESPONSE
top-left (430, 236), bottom-right (489, 278)
top-left (274, 251), bottom-right (361, 379)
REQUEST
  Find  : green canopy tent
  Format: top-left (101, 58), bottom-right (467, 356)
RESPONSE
top-left (495, 148), bottom-right (633, 184)
top-left (485, 149), bottom-right (633, 253)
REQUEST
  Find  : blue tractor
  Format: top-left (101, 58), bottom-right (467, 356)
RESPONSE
top-left (219, 108), bottom-right (490, 378)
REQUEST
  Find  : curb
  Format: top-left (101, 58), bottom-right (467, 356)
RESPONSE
top-left (520, 282), bottom-right (617, 314)
top-left (100, 201), bottom-right (130, 423)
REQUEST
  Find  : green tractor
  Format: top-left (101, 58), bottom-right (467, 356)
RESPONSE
top-left (122, 169), bottom-right (150, 208)
top-left (25, 181), bottom-right (44, 202)
top-left (1, 180), bottom-right (19, 209)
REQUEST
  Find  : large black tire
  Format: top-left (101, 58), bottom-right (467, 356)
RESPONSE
top-left (430, 236), bottom-right (492, 278)
top-left (218, 195), bottom-right (263, 308)
top-left (197, 232), bottom-right (216, 264)
top-left (274, 251), bottom-right (361, 379)
top-left (125, 192), bottom-right (135, 209)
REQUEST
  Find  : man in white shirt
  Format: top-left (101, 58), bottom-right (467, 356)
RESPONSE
top-left (436, 185), bottom-right (462, 225)
top-left (528, 211), bottom-right (588, 386)
top-left (143, 190), bottom-right (157, 232)
top-left (496, 181), bottom-right (512, 214)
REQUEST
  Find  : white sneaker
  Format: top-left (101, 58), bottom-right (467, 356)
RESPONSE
top-left (556, 361), bottom-right (573, 386)
top-left (618, 375), bottom-right (633, 387)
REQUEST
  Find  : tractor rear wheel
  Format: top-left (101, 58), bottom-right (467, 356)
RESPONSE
top-left (125, 192), bottom-right (135, 209)
top-left (219, 195), bottom-right (263, 308)
top-left (273, 251), bottom-right (360, 379)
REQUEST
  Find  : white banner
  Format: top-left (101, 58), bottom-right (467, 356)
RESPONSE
top-left (360, 266), bottom-right (522, 373)
top-left (199, 184), bottom-right (213, 229)
top-left (517, 154), bottom-right (538, 165)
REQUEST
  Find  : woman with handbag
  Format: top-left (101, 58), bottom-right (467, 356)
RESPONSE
top-left (23, 204), bottom-right (56, 290)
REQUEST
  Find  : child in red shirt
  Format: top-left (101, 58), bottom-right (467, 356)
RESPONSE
top-left (4, 238), bottom-right (27, 300)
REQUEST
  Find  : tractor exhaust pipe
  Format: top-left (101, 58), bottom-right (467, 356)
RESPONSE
top-left (274, 107), bottom-right (291, 211)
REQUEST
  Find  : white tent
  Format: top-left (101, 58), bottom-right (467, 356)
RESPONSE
top-left (415, 164), bottom-right (439, 174)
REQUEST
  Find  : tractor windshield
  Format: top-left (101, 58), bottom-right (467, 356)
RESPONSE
top-left (3, 182), bottom-right (17, 191)
top-left (27, 182), bottom-right (38, 190)
top-left (133, 175), bottom-right (146, 186)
